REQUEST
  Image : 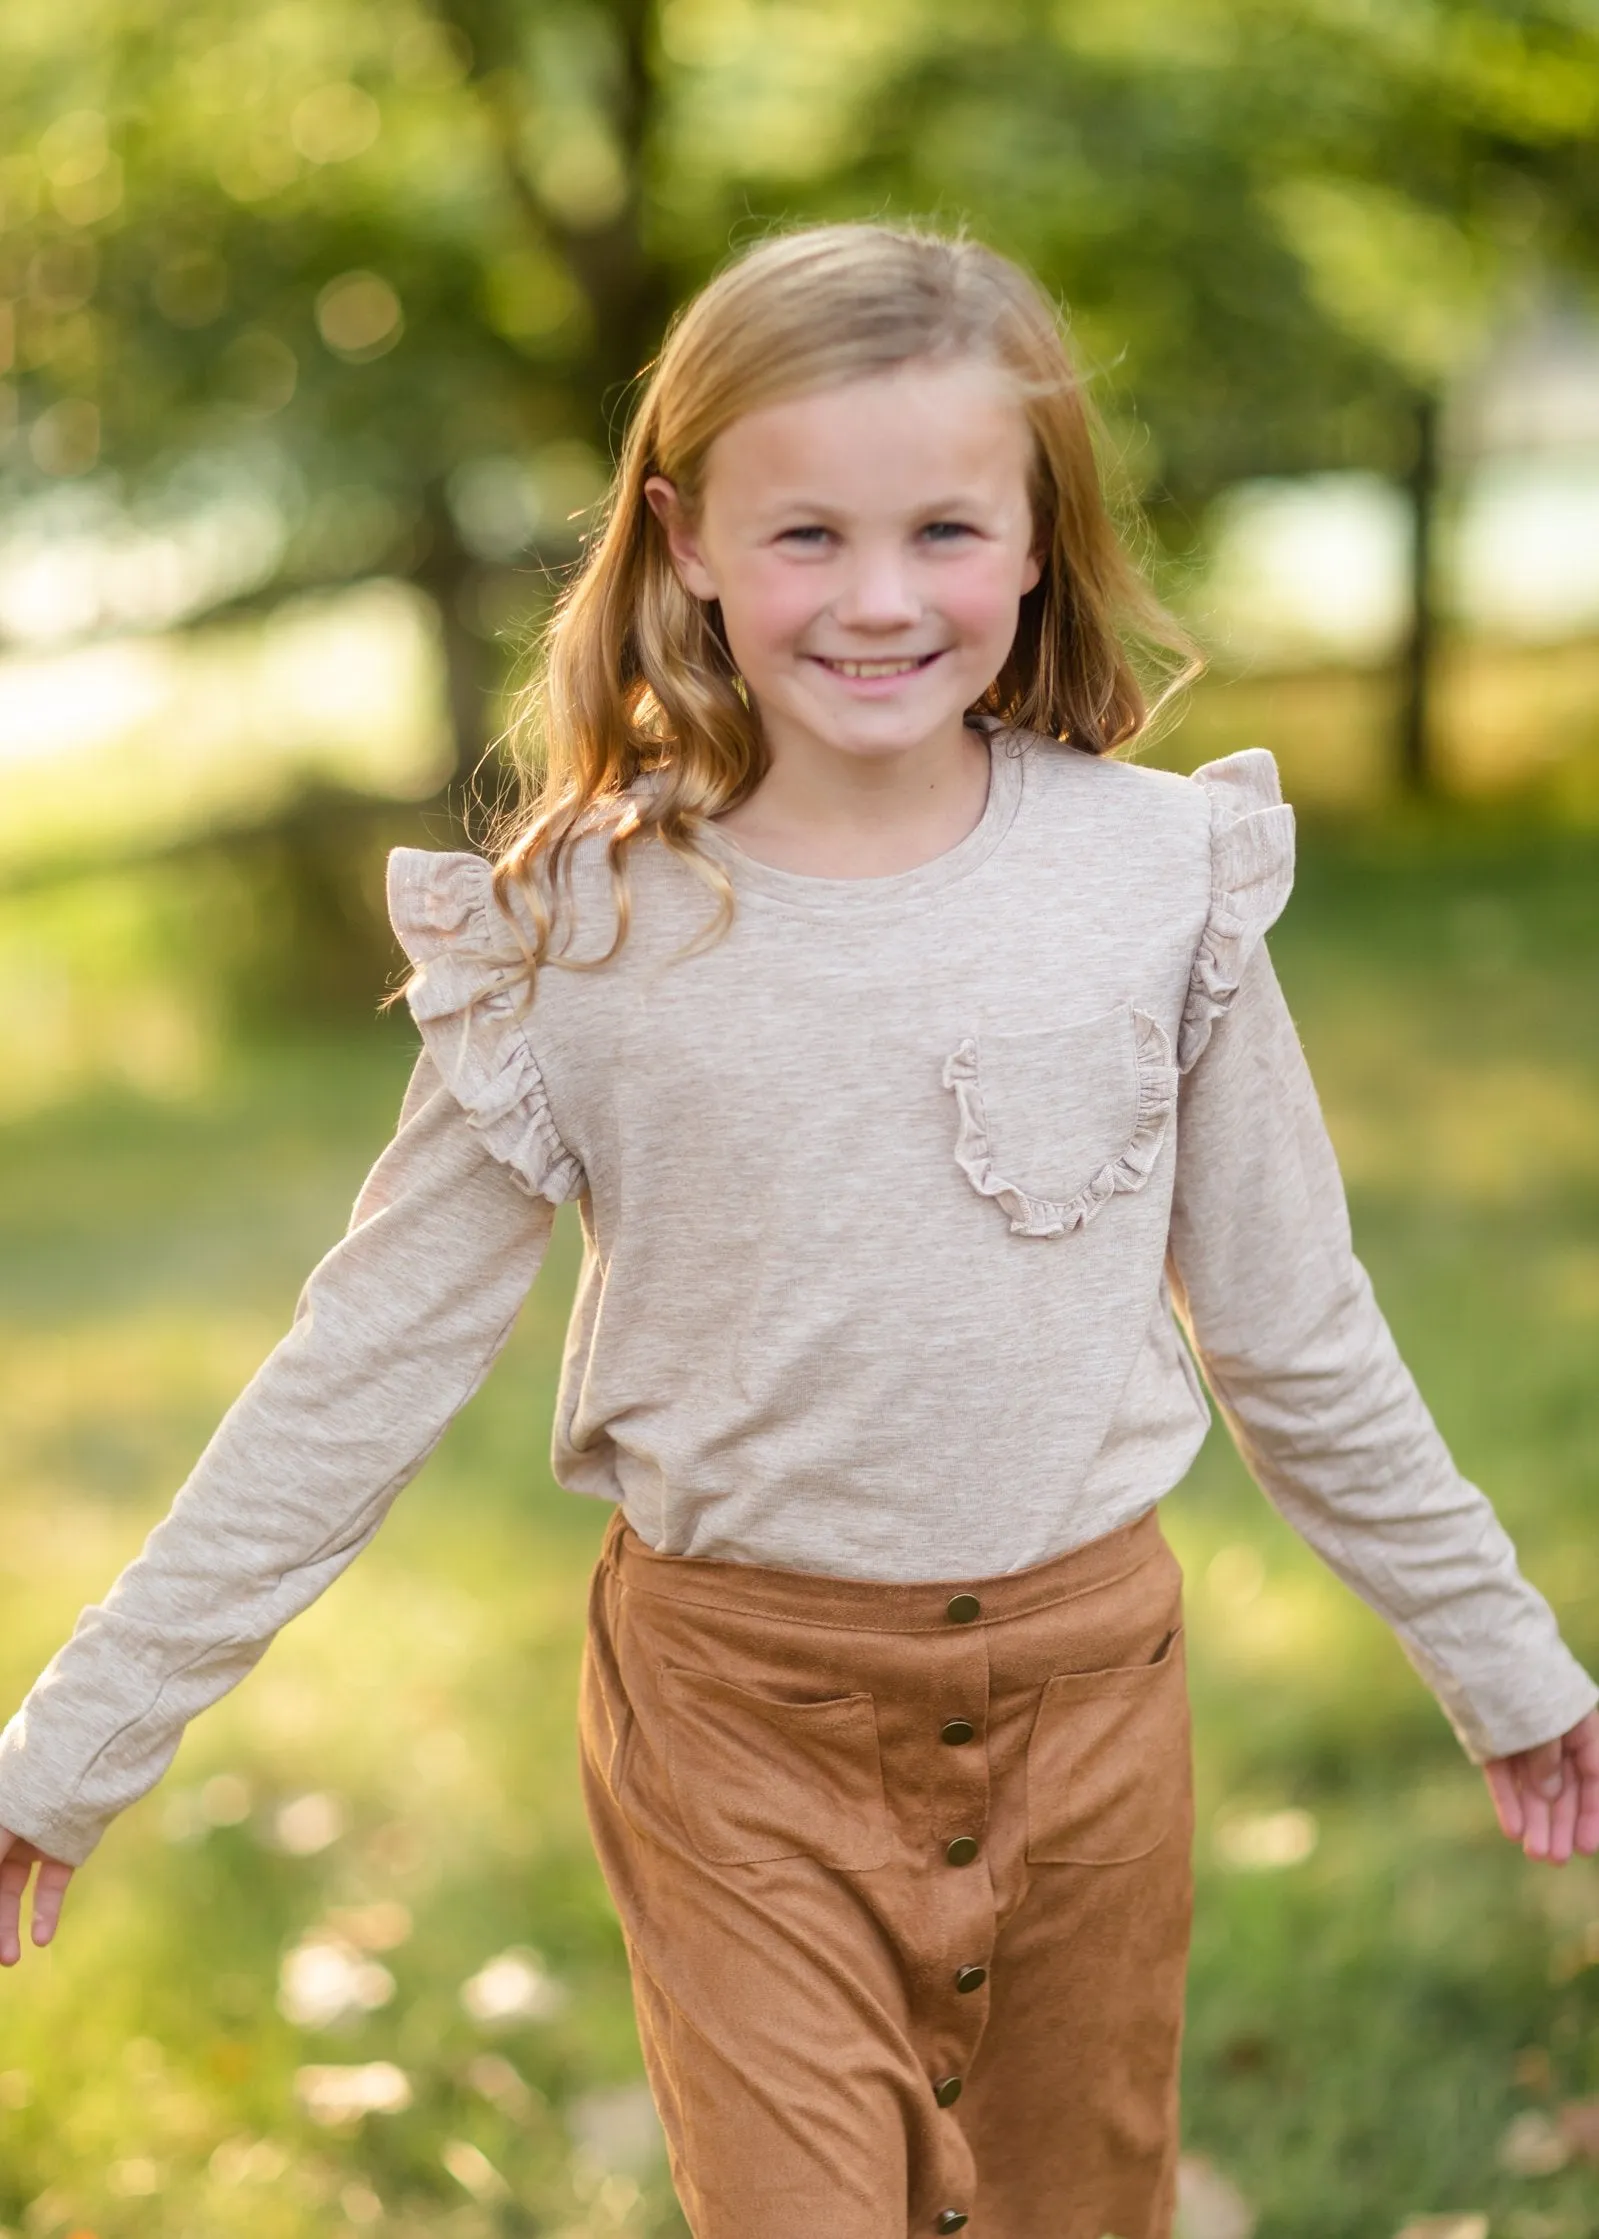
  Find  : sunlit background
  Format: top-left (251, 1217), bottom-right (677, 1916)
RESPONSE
top-left (2, 5), bottom-right (1598, 2237)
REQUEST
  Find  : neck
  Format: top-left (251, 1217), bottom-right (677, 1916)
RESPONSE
top-left (716, 720), bottom-right (992, 879)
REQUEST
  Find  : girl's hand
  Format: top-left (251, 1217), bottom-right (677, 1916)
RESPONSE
top-left (1484, 1710), bottom-right (1599, 1865)
top-left (0, 1827), bottom-right (75, 1964)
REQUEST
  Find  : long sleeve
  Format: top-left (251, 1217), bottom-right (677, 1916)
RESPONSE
top-left (0, 1055), bottom-right (556, 1865)
top-left (1168, 941), bottom-right (1596, 1762)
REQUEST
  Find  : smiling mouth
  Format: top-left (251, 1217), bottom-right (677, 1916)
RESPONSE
top-left (809, 652), bottom-right (944, 679)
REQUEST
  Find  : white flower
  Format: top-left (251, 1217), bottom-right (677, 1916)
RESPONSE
top-left (1175, 2155), bottom-right (1257, 2239)
top-left (294, 2061), bottom-right (412, 2127)
top-left (460, 1947), bottom-right (569, 2026)
top-left (1212, 1808), bottom-right (1318, 1872)
top-left (272, 1791), bottom-right (346, 1855)
top-left (1497, 2109), bottom-right (1570, 2177)
top-left (566, 2081), bottom-right (665, 2177)
top-left (442, 2139), bottom-right (511, 2202)
top-left (278, 1934), bottom-right (395, 2029)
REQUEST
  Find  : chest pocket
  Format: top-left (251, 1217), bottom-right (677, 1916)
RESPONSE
top-left (942, 1002), bottom-right (1177, 1238)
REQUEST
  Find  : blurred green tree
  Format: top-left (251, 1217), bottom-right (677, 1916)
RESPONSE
top-left (838, 0), bottom-right (1599, 787)
top-left (2, 0), bottom-right (694, 816)
top-left (2, 0), bottom-right (1595, 856)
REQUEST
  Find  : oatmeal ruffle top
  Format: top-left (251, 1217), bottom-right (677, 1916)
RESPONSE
top-left (1, 739), bottom-right (1591, 1862)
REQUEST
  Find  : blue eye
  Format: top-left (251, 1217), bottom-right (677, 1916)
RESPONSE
top-left (778, 525), bottom-right (833, 547)
top-left (922, 520), bottom-right (974, 542)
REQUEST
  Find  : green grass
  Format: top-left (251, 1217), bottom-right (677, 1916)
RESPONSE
top-left (1, 821), bottom-right (1598, 2239)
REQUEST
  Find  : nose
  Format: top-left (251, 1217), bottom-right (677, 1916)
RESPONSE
top-left (831, 543), bottom-right (922, 632)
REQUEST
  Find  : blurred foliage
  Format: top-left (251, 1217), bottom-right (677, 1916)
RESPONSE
top-left (1, 0), bottom-right (1596, 792)
top-left (5, 12), bottom-right (1599, 2230)
top-left (842, 0), bottom-right (1599, 501)
top-left (2, 821), bottom-right (1598, 2234)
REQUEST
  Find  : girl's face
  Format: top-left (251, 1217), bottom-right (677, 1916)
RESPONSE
top-left (646, 358), bottom-right (1042, 771)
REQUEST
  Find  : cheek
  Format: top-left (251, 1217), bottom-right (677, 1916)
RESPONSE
top-left (939, 549), bottom-right (1037, 645)
top-left (714, 561), bottom-right (820, 662)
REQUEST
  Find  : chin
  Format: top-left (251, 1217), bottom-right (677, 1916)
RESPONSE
top-left (833, 716), bottom-right (959, 756)
top-left (811, 688), bottom-right (977, 736)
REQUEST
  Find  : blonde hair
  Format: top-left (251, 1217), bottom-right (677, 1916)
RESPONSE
top-left (492, 221), bottom-right (1199, 972)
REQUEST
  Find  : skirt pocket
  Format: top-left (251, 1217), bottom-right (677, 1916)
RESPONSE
top-left (1025, 1626), bottom-right (1190, 1865)
top-left (578, 1558), bottom-right (636, 1801)
top-left (659, 1664), bottom-right (893, 1870)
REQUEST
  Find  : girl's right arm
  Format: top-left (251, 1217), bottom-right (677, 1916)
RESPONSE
top-left (0, 1052), bottom-right (556, 1887)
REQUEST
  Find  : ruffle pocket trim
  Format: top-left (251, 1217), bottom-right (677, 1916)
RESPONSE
top-left (1178, 749), bottom-right (1297, 1073)
top-left (943, 1010), bottom-right (1178, 1238)
top-left (386, 847), bottom-right (584, 1205)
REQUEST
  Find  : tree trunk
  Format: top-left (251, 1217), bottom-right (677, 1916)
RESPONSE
top-left (1398, 391), bottom-right (1440, 795)
top-left (568, 0), bottom-right (675, 410)
top-left (446, 0), bottom-right (674, 438)
top-left (412, 482), bottom-right (504, 841)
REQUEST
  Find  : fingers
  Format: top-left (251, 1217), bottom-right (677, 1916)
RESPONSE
top-left (1544, 1763), bottom-right (1581, 1867)
top-left (1483, 1758), bottom-right (1525, 1842)
top-left (1559, 1713), bottom-right (1599, 1857)
top-left (0, 1847), bottom-right (29, 1968)
top-left (0, 1843), bottom-right (75, 1963)
top-left (1510, 1717), bottom-right (1599, 1865)
top-left (1575, 1748), bottom-right (1599, 1859)
top-left (1520, 1774), bottom-right (1555, 1862)
top-left (1566, 1713), bottom-right (1599, 1843)
top-left (28, 1858), bottom-right (74, 1948)
top-left (1486, 1719), bottom-right (1599, 1866)
top-left (1521, 1738), bottom-right (1566, 1802)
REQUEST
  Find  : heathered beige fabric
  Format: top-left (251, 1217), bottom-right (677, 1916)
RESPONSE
top-left (0, 738), bottom-right (1591, 1864)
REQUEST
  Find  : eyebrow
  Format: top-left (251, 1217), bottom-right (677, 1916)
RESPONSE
top-left (758, 490), bottom-right (996, 521)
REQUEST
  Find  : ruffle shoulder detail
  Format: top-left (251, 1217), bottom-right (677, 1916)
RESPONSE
top-left (1179, 749), bottom-right (1296, 1073)
top-left (386, 848), bottom-right (584, 1205)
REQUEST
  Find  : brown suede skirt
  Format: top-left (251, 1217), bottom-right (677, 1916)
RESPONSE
top-left (578, 1505), bottom-right (1193, 2239)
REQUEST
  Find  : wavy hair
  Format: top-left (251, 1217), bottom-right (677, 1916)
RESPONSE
top-left (491, 221), bottom-right (1199, 974)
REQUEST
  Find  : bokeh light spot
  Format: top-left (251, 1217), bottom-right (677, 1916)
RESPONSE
top-left (315, 272), bottom-right (403, 362)
top-left (290, 84), bottom-right (382, 167)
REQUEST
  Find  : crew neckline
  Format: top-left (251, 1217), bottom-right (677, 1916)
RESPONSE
top-left (698, 726), bottom-right (1027, 916)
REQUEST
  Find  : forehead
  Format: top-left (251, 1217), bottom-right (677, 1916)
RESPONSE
top-left (700, 358), bottom-right (1033, 509)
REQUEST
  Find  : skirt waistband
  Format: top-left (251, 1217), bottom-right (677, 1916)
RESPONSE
top-left (600, 1503), bottom-right (1167, 1635)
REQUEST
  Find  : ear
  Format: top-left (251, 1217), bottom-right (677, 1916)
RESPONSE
top-left (1020, 546), bottom-right (1044, 596)
top-left (644, 476), bottom-right (719, 602)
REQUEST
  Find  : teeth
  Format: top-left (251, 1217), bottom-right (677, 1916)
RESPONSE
top-left (825, 657), bottom-right (926, 677)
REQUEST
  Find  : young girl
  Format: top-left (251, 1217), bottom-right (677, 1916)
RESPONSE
top-left (2, 224), bottom-right (1596, 2239)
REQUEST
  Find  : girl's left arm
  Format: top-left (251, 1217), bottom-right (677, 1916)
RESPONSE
top-left (1166, 938), bottom-right (1599, 1843)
